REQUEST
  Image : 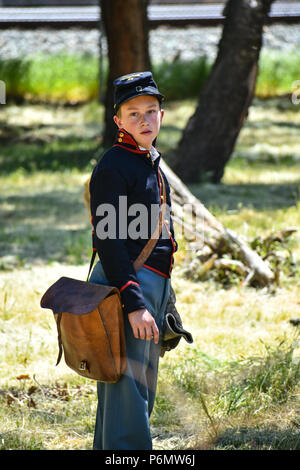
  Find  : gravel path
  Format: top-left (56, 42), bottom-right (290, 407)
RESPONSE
top-left (0, 23), bottom-right (299, 62)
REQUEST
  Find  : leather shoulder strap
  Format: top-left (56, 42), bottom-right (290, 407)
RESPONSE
top-left (86, 249), bottom-right (97, 281)
top-left (133, 168), bottom-right (167, 273)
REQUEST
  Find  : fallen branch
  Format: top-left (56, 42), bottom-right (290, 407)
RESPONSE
top-left (160, 160), bottom-right (276, 286)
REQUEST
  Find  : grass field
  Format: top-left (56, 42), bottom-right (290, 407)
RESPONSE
top-left (0, 96), bottom-right (299, 450)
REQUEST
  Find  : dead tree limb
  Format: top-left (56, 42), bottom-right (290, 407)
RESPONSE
top-left (160, 159), bottom-right (275, 286)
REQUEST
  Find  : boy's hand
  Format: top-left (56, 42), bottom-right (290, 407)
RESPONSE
top-left (128, 308), bottom-right (159, 344)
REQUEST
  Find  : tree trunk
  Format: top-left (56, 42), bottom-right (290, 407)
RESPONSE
top-left (172, 0), bottom-right (275, 184)
top-left (100, 0), bottom-right (151, 148)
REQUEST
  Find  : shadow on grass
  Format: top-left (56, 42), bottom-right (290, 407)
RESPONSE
top-left (245, 120), bottom-right (300, 131)
top-left (0, 137), bottom-right (100, 174)
top-left (188, 181), bottom-right (300, 211)
top-left (0, 224), bottom-right (91, 268)
top-left (215, 427), bottom-right (300, 450)
top-left (0, 189), bottom-right (92, 267)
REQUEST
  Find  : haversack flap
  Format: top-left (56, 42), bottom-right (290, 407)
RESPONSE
top-left (40, 276), bottom-right (119, 315)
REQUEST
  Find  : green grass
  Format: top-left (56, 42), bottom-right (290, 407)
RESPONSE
top-left (256, 49), bottom-right (300, 97)
top-left (0, 97), bottom-right (300, 450)
top-left (1, 49), bottom-right (299, 104)
top-left (215, 335), bottom-right (300, 415)
top-left (0, 53), bottom-right (100, 104)
top-left (0, 139), bottom-right (99, 174)
top-left (153, 56), bottom-right (211, 100)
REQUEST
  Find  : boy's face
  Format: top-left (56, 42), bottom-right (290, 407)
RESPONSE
top-left (113, 95), bottom-right (164, 150)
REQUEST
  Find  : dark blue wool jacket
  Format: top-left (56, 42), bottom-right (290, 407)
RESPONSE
top-left (89, 128), bottom-right (177, 315)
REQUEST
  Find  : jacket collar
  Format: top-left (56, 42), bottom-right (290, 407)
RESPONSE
top-left (113, 128), bottom-right (161, 168)
top-left (113, 128), bottom-right (151, 154)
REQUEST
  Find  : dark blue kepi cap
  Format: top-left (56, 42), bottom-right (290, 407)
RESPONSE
top-left (113, 71), bottom-right (164, 112)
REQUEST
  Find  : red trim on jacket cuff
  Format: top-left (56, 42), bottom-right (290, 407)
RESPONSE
top-left (120, 280), bottom-right (140, 293)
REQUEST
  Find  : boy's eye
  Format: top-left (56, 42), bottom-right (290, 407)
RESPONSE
top-left (128, 109), bottom-right (157, 118)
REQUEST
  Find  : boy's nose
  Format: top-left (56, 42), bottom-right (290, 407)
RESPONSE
top-left (140, 113), bottom-right (149, 125)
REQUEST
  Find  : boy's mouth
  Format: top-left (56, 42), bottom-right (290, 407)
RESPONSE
top-left (141, 129), bottom-right (152, 135)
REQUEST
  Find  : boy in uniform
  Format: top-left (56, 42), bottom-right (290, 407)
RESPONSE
top-left (89, 71), bottom-right (177, 450)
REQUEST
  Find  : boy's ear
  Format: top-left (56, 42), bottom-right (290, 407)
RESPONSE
top-left (113, 114), bottom-right (122, 128)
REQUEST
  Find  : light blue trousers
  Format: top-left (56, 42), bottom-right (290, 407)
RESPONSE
top-left (89, 260), bottom-right (170, 450)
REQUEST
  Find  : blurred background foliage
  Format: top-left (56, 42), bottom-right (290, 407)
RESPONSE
top-left (1, 49), bottom-right (299, 104)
